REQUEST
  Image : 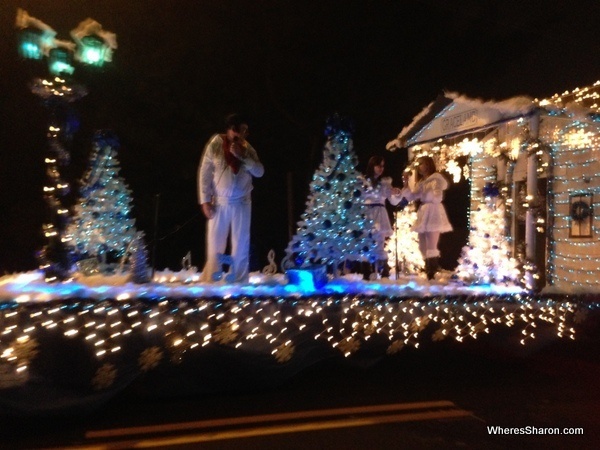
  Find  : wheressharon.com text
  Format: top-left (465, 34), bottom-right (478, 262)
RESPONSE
top-left (487, 426), bottom-right (583, 435)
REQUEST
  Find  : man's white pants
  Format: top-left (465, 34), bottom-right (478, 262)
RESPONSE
top-left (201, 200), bottom-right (251, 283)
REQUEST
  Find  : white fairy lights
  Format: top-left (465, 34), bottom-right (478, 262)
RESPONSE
top-left (0, 294), bottom-right (587, 386)
top-left (537, 80), bottom-right (600, 115)
top-left (544, 109), bottom-right (600, 290)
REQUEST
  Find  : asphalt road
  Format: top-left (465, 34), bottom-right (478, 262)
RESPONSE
top-left (3, 313), bottom-right (599, 449)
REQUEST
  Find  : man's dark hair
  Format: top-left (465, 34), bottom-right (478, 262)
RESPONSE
top-left (225, 113), bottom-right (249, 130)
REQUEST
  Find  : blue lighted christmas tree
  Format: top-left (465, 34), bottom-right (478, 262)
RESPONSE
top-left (284, 115), bottom-right (379, 272)
top-left (69, 130), bottom-right (138, 265)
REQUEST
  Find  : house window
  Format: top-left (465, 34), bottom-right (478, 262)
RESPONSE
top-left (569, 194), bottom-right (593, 238)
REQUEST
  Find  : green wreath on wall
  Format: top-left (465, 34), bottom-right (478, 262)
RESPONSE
top-left (570, 200), bottom-right (592, 223)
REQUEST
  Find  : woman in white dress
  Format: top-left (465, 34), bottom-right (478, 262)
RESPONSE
top-left (401, 156), bottom-right (453, 280)
top-left (361, 156), bottom-right (402, 278)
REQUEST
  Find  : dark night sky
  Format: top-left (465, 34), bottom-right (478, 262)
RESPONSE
top-left (1, 0), bottom-right (598, 273)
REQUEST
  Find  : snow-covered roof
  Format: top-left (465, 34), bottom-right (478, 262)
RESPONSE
top-left (387, 91), bottom-right (535, 150)
top-left (446, 91), bottom-right (534, 116)
top-left (388, 81), bottom-right (600, 150)
top-left (386, 94), bottom-right (452, 150)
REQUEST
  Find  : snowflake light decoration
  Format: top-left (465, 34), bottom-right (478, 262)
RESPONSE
top-left (337, 336), bottom-right (360, 356)
top-left (273, 341), bottom-right (295, 363)
top-left (138, 346), bottom-right (163, 372)
top-left (214, 322), bottom-right (239, 345)
top-left (92, 363), bottom-right (116, 390)
top-left (386, 340), bottom-right (405, 355)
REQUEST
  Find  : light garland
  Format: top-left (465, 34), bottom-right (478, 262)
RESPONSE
top-left (0, 294), bottom-right (590, 390)
top-left (536, 80), bottom-right (600, 115)
top-left (410, 138), bottom-right (487, 183)
top-left (29, 77), bottom-right (88, 283)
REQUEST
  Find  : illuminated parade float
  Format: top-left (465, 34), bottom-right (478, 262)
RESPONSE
top-left (1, 10), bottom-right (597, 416)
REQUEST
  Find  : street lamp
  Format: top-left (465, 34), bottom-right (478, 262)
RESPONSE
top-left (16, 8), bottom-right (55, 60)
top-left (15, 9), bottom-right (117, 282)
top-left (71, 18), bottom-right (117, 67)
top-left (48, 44), bottom-right (75, 76)
top-left (17, 27), bottom-right (46, 60)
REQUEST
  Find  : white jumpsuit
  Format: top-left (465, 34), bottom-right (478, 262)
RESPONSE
top-left (198, 134), bottom-right (264, 282)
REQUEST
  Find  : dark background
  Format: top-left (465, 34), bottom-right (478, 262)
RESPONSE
top-left (1, 0), bottom-right (598, 273)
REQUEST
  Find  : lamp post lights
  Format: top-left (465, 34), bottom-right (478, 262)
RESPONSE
top-left (15, 9), bottom-right (117, 282)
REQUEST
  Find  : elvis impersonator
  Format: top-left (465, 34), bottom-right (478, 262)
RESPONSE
top-left (198, 114), bottom-right (264, 283)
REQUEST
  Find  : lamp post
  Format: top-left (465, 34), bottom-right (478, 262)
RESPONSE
top-left (15, 9), bottom-right (117, 282)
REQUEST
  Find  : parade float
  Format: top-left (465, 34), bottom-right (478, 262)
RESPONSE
top-left (0, 10), bottom-right (596, 416)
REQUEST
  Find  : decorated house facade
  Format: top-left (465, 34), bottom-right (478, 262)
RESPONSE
top-left (387, 81), bottom-right (600, 292)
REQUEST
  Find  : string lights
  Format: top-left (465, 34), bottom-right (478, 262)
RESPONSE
top-left (536, 80), bottom-right (600, 116)
top-left (0, 293), bottom-right (588, 389)
top-left (543, 99), bottom-right (600, 291)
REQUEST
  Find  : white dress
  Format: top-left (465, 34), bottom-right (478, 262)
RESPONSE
top-left (401, 172), bottom-right (453, 234)
top-left (362, 176), bottom-right (401, 259)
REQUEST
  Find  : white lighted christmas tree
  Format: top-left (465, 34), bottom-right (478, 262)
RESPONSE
top-left (69, 130), bottom-right (138, 263)
top-left (386, 204), bottom-right (425, 277)
top-left (284, 115), bottom-right (379, 271)
top-left (455, 183), bottom-right (521, 285)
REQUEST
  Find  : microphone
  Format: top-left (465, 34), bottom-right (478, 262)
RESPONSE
top-left (230, 135), bottom-right (247, 158)
top-left (396, 197), bottom-right (409, 211)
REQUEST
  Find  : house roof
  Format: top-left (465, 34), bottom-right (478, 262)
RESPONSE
top-left (387, 91), bottom-right (535, 150)
top-left (388, 81), bottom-right (600, 150)
top-left (386, 94), bottom-right (452, 150)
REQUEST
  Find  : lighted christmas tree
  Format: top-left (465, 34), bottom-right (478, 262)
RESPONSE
top-left (69, 130), bottom-right (138, 265)
top-left (386, 203), bottom-right (425, 277)
top-left (284, 115), bottom-right (379, 272)
top-left (455, 183), bottom-right (521, 285)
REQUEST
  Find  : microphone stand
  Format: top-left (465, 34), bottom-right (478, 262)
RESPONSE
top-left (395, 206), bottom-right (400, 280)
top-left (393, 196), bottom-right (409, 280)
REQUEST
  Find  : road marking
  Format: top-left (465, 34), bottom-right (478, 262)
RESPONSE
top-left (86, 400), bottom-right (461, 439)
top-left (130, 409), bottom-right (473, 448)
top-left (57, 405), bottom-right (472, 449)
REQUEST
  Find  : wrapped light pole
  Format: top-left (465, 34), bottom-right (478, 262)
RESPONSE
top-left (523, 109), bottom-right (541, 291)
top-left (15, 9), bottom-right (117, 281)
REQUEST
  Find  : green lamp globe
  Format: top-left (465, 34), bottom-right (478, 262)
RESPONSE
top-left (48, 47), bottom-right (75, 76)
top-left (77, 34), bottom-right (108, 66)
top-left (18, 27), bottom-right (45, 60)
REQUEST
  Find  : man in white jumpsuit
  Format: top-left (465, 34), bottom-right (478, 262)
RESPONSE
top-left (198, 114), bottom-right (264, 283)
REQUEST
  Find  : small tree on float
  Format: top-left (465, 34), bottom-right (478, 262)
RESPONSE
top-left (283, 115), bottom-right (379, 273)
top-left (69, 130), bottom-right (138, 267)
top-left (455, 182), bottom-right (521, 285)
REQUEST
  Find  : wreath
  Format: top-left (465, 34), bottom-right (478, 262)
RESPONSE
top-left (570, 200), bottom-right (591, 222)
